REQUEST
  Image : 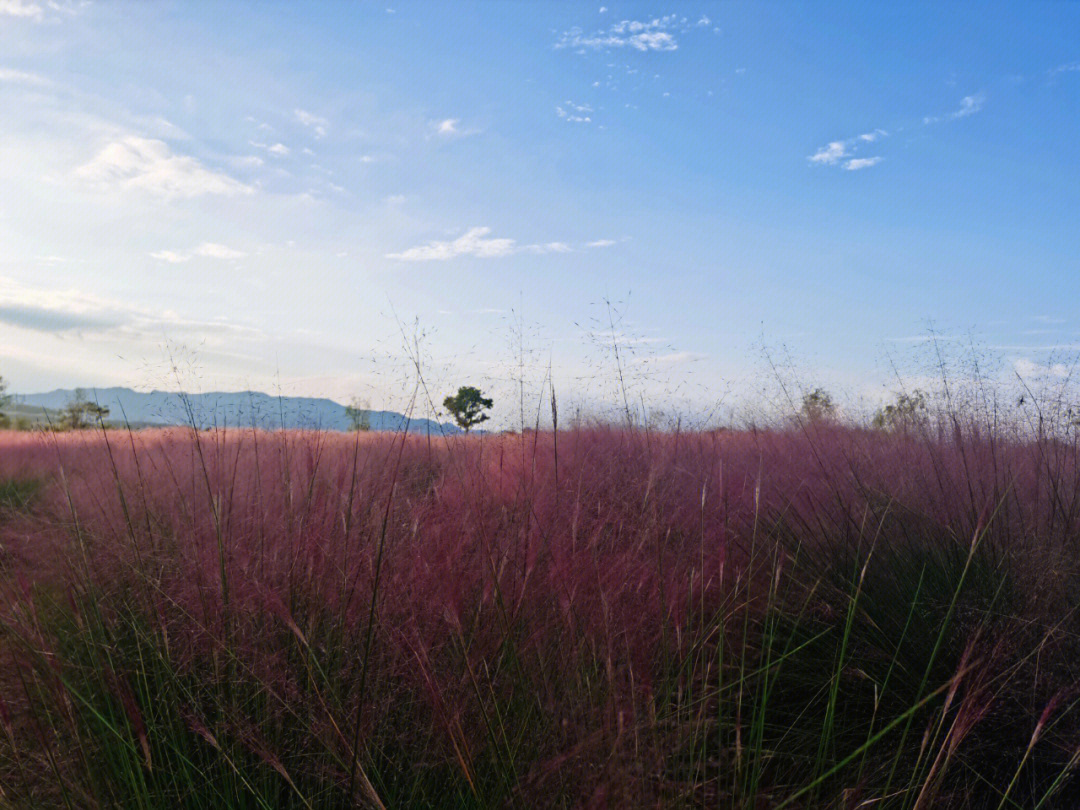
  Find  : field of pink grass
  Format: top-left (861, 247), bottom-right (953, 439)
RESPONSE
top-left (2, 421), bottom-right (1080, 807)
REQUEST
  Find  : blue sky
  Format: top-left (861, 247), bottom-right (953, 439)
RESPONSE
top-left (2, 1), bottom-right (1079, 423)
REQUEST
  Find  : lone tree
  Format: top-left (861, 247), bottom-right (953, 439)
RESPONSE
top-left (62, 388), bottom-right (109, 430)
top-left (872, 390), bottom-right (928, 432)
top-left (800, 388), bottom-right (835, 422)
top-left (345, 396), bottom-right (372, 432)
top-left (443, 386), bottom-right (493, 433)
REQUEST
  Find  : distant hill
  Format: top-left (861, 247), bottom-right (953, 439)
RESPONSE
top-left (11, 388), bottom-right (461, 434)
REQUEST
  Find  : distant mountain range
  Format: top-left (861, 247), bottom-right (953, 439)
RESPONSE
top-left (12, 388), bottom-right (461, 434)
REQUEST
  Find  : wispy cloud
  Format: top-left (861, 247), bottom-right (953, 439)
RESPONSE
top-left (0, 66), bottom-right (51, 85)
top-left (249, 140), bottom-right (290, 157)
top-left (0, 276), bottom-right (263, 342)
top-left (75, 137), bottom-right (253, 198)
top-left (1014, 357), bottom-right (1070, 380)
top-left (556, 14), bottom-right (710, 52)
top-left (808, 141), bottom-right (850, 165)
top-left (231, 154), bottom-right (264, 168)
top-left (844, 156), bottom-right (882, 171)
top-left (923, 93), bottom-right (985, 124)
top-left (0, 0), bottom-right (83, 22)
top-left (432, 118), bottom-right (480, 138)
top-left (1050, 62), bottom-right (1080, 77)
top-left (587, 239), bottom-right (616, 248)
top-left (809, 130), bottom-right (887, 170)
top-left (386, 227), bottom-right (607, 262)
top-left (387, 227), bottom-right (517, 261)
top-left (0, 0), bottom-right (43, 20)
top-left (811, 92), bottom-right (982, 172)
top-left (150, 243), bottom-right (247, 263)
top-left (556, 101), bottom-right (593, 123)
top-left (294, 108), bottom-right (328, 138)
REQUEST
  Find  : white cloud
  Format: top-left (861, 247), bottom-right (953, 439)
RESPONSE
top-left (0, 0), bottom-right (42, 19)
top-left (195, 242), bottom-right (246, 259)
top-left (386, 227), bottom-right (585, 262)
top-left (0, 67), bottom-right (50, 85)
top-left (432, 118), bottom-right (480, 138)
top-left (1014, 357), bottom-right (1070, 379)
top-left (148, 250), bottom-right (188, 264)
top-left (150, 242), bottom-right (247, 263)
top-left (386, 227), bottom-right (518, 261)
top-left (810, 129), bottom-right (889, 169)
top-left (587, 239), bottom-right (616, 248)
top-left (557, 15), bottom-right (690, 51)
top-left (808, 141), bottom-right (849, 165)
top-left (294, 108), bottom-right (328, 138)
top-left (75, 137), bottom-right (252, 198)
top-left (527, 241), bottom-right (572, 254)
top-left (599, 6), bottom-right (607, 13)
top-left (0, 0), bottom-right (82, 21)
top-left (951, 94), bottom-right (984, 118)
top-left (249, 140), bottom-right (291, 156)
top-left (556, 101), bottom-right (593, 123)
top-left (630, 32), bottom-right (677, 51)
top-left (924, 93), bottom-right (985, 124)
top-left (844, 157), bottom-right (882, 171)
top-left (1050, 62), bottom-right (1080, 76)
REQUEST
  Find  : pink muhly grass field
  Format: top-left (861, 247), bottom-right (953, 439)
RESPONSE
top-left (2, 420), bottom-right (1080, 807)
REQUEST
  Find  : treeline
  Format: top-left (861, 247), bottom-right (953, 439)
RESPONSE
top-left (0, 379), bottom-right (110, 432)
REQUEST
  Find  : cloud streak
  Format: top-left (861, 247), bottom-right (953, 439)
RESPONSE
top-left (0, 67), bottom-right (51, 85)
top-left (923, 93), bottom-right (985, 124)
top-left (844, 156), bottom-right (882, 171)
top-left (150, 243), bottom-right (247, 263)
top-left (0, 277), bottom-right (264, 343)
top-left (386, 227), bottom-right (616, 262)
top-left (75, 137), bottom-right (252, 198)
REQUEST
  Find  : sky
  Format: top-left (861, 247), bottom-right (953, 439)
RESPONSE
top-left (1, 1), bottom-right (1079, 425)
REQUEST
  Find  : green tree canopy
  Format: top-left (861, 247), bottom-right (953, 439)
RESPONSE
top-left (872, 390), bottom-right (928, 432)
top-left (443, 386), bottom-right (493, 433)
top-left (345, 397), bottom-right (371, 432)
top-left (800, 388), bottom-right (835, 422)
top-left (62, 388), bottom-right (110, 430)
